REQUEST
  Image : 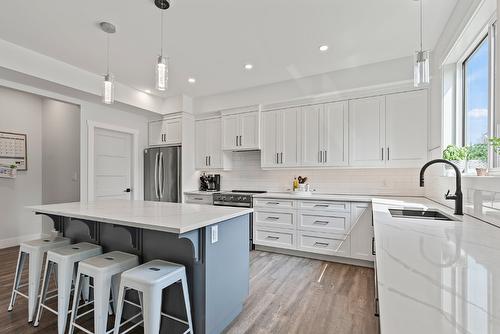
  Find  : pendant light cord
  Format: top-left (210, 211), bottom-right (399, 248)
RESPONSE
top-left (160, 11), bottom-right (164, 56)
top-left (106, 33), bottom-right (110, 75)
top-left (419, 0), bottom-right (423, 51)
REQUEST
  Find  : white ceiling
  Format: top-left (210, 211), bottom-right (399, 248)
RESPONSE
top-left (0, 0), bottom-right (457, 98)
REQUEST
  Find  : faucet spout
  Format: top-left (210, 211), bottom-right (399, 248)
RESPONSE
top-left (419, 159), bottom-right (463, 215)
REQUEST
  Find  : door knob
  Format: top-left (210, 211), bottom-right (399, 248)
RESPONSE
top-left (124, 188), bottom-right (131, 193)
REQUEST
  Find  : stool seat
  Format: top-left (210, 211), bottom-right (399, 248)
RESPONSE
top-left (48, 242), bottom-right (101, 261)
top-left (8, 236), bottom-right (71, 322)
top-left (78, 251), bottom-right (139, 274)
top-left (122, 260), bottom-right (185, 287)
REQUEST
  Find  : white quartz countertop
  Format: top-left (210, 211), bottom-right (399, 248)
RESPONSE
top-left (372, 197), bottom-right (500, 334)
top-left (29, 199), bottom-right (253, 234)
top-left (253, 192), bottom-right (376, 202)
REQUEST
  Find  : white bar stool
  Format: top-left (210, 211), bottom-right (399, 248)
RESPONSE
top-left (34, 242), bottom-right (103, 334)
top-left (113, 260), bottom-right (194, 334)
top-left (7, 236), bottom-right (71, 322)
top-left (68, 251), bottom-right (139, 334)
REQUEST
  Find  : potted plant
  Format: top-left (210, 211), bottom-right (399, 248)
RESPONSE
top-left (9, 164), bottom-right (17, 178)
top-left (467, 143), bottom-right (488, 175)
top-left (442, 144), bottom-right (467, 175)
top-left (488, 137), bottom-right (500, 176)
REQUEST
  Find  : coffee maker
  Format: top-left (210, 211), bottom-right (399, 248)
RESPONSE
top-left (199, 173), bottom-right (220, 191)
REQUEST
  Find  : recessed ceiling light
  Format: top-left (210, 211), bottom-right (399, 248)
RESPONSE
top-left (188, 78), bottom-right (196, 84)
top-left (244, 64), bottom-right (253, 70)
top-left (319, 45), bottom-right (329, 52)
top-left (145, 89), bottom-right (152, 94)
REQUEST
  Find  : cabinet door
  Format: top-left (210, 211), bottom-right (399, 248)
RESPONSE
top-left (349, 96), bottom-right (386, 167)
top-left (385, 90), bottom-right (428, 167)
top-left (206, 118), bottom-right (222, 168)
top-left (323, 101), bottom-right (348, 166)
top-left (240, 111), bottom-right (260, 150)
top-left (280, 108), bottom-right (300, 167)
top-left (148, 120), bottom-right (163, 146)
top-left (222, 114), bottom-right (240, 150)
top-left (195, 120), bottom-right (208, 169)
top-left (300, 105), bottom-right (322, 166)
top-left (261, 111), bottom-right (279, 167)
top-left (163, 118), bottom-right (182, 145)
top-left (350, 203), bottom-right (374, 261)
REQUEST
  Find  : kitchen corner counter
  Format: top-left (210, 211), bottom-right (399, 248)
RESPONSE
top-left (29, 199), bottom-right (252, 234)
top-left (372, 197), bottom-right (500, 334)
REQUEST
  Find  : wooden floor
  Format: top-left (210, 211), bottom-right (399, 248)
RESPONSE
top-left (0, 247), bottom-right (377, 334)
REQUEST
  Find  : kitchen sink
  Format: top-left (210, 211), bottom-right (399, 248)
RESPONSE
top-left (388, 208), bottom-right (458, 221)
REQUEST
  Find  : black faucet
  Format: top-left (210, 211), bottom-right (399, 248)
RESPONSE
top-left (419, 159), bottom-right (463, 215)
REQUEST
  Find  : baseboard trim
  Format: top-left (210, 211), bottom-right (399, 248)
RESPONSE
top-left (0, 233), bottom-right (48, 249)
top-left (255, 245), bottom-right (374, 268)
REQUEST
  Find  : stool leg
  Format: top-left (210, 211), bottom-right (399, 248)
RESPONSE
top-left (94, 275), bottom-right (112, 334)
top-left (181, 276), bottom-right (194, 334)
top-left (110, 274), bottom-right (121, 315)
top-left (68, 271), bottom-right (83, 334)
top-left (112, 286), bottom-right (126, 334)
top-left (28, 249), bottom-right (44, 322)
top-left (8, 251), bottom-right (26, 312)
top-left (142, 289), bottom-right (162, 334)
top-left (34, 260), bottom-right (54, 327)
top-left (57, 262), bottom-right (73, 334)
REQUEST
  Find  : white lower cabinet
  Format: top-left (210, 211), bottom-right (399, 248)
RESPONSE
top-left (253, 197), bottom-right (374, 263)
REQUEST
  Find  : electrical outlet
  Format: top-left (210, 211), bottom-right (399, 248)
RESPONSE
top-left (211, 225), bottom-right (218, 244)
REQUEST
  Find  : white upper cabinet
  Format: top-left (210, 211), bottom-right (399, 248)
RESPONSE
top-left (195, 118), bottom-right (228, 170)
top-left (222, 111), bottom-right (260, 151)
top-left (385, 90), bottom-right (428, 167)
top-left (149, 117), bottom-right (182, 146)
top-left (349, 96), bottom-right (386, 167)
top-left (300, 102), bottom-right (348, 167)
top-left (261, 108), bottom-right (300, 168)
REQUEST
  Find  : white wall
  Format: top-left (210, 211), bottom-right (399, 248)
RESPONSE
top-left (0, 86), bottom-right (43, 247)
top-left (42, 99), bottom-right (80, 233)
top-left (194, 56), bottom-right (413, 113)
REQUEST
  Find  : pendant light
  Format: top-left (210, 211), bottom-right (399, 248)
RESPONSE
top-left (155, 0), bottom-right (170, 91)
top-left (100, 22), bottom-right (116, 104)
top-left (414, 0), bottom-right (430, 87)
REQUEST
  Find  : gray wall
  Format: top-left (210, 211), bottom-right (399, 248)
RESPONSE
top-left (42, 99), bottom-right (80, 233)
top-left (0, 86), bottom-right (43, 247)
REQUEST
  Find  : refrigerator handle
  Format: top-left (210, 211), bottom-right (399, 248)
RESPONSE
top-left (154, 152), bottom-right (159, 199)
top-left (159, 151), bottom-right (165, 199)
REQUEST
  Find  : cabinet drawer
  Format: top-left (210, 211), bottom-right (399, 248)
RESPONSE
top-left (298, 212), bottom-right (350, 234)
top-left (254, 227), bottom-right (296, 249)
top-left (297, 231), bottom-right (350, 256)
top-left (254, 210), bottom-right (295, 229)
top-left (298, 200), bottom-right (350, 212)
top-left (254, 198), bottom-right (295, 209)
top-left (185, 194), bottom-right (213, 205)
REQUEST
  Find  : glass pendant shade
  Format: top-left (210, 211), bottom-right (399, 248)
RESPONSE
top-left (102, 73), bottom-right (115, 104)
top-left (414, 50), bottom-right (430, 87)
top-left (156, 55), bottom-right (168, 91)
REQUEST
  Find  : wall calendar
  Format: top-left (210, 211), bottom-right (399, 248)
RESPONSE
top-left (0, 131), bottom-right (27, 171)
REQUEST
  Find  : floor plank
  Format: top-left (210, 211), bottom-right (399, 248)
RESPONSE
top-left (0, 247), bottom-right (377, 334)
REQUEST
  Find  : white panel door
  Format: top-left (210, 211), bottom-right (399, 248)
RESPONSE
top-left (222, 114), bottom-right (239, 150)
top-left (148, 120), bottom-right (163, 146)
top-left (206, 118), bottom-right (222, 168)
top-left (300, 104), bottom-right (322, 166)
top-left (163, 118), bottom-right (182, 145)
top-left (261, 111), bottom-right (279, 167)
top-left (239, 111), bottom-right (260, 150)
top-left (280, 108), bottom-right (300, 167)
top-left (385, 90), bottom-right (428, 167)
top-left (323, 101), bottom-right (349, 166)
top-left (195, 120), bottom-right (208, 169)
top-left (93, 128), bottom-right (132, 200)
top-left (349, 96), bottom-right (386, 167)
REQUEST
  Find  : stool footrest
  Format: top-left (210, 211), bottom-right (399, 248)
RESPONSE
top-left (161, 311), bottom-right (189, 326)
top-left (119, 314), bottom-right (144, 334)
top-left (12, 290), bottom-right (28, 300)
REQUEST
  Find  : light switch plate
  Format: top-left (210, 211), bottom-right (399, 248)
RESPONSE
top-left (211, 225), bottom-right (218, 244)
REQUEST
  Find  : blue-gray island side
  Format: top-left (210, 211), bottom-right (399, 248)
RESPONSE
top-left (29, 199), bottom-right (253, 334)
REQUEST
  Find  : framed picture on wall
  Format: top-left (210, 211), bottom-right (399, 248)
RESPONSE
top-left (0, 131), bottom-right (27, 171)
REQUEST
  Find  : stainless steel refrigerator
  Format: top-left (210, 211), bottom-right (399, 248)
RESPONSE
top-left (144, 146), bottom-right (182, 203)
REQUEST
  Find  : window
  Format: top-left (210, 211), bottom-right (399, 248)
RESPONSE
top-left (463, 37), bottom-right (490, 146)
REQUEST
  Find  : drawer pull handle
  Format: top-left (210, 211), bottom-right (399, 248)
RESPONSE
top-left (314, 242), bottom-right (329, 247)
top-left (266, 236), bottom-right (280, 240)
top-left (313, 220), bottom-right (329, 225)
top-left (372, 237), bottom-right (376, 256)
top-left (314, 204), bottom-right (329, 207)
top-left (266, 216), bottom-right (280, 220)
top-left (266, 202), bottom-right (280, 205)
top-left (193, 198), bottom-right (203, 200)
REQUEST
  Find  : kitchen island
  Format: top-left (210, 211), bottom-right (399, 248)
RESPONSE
top-left (29, 199), bottom-right (253, 334)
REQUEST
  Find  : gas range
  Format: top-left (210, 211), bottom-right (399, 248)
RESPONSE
top-left (213, 190), bottom-right (267, 208)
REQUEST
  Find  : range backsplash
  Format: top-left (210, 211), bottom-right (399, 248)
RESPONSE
top-left (212, 151), bottom-right (424, 196)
